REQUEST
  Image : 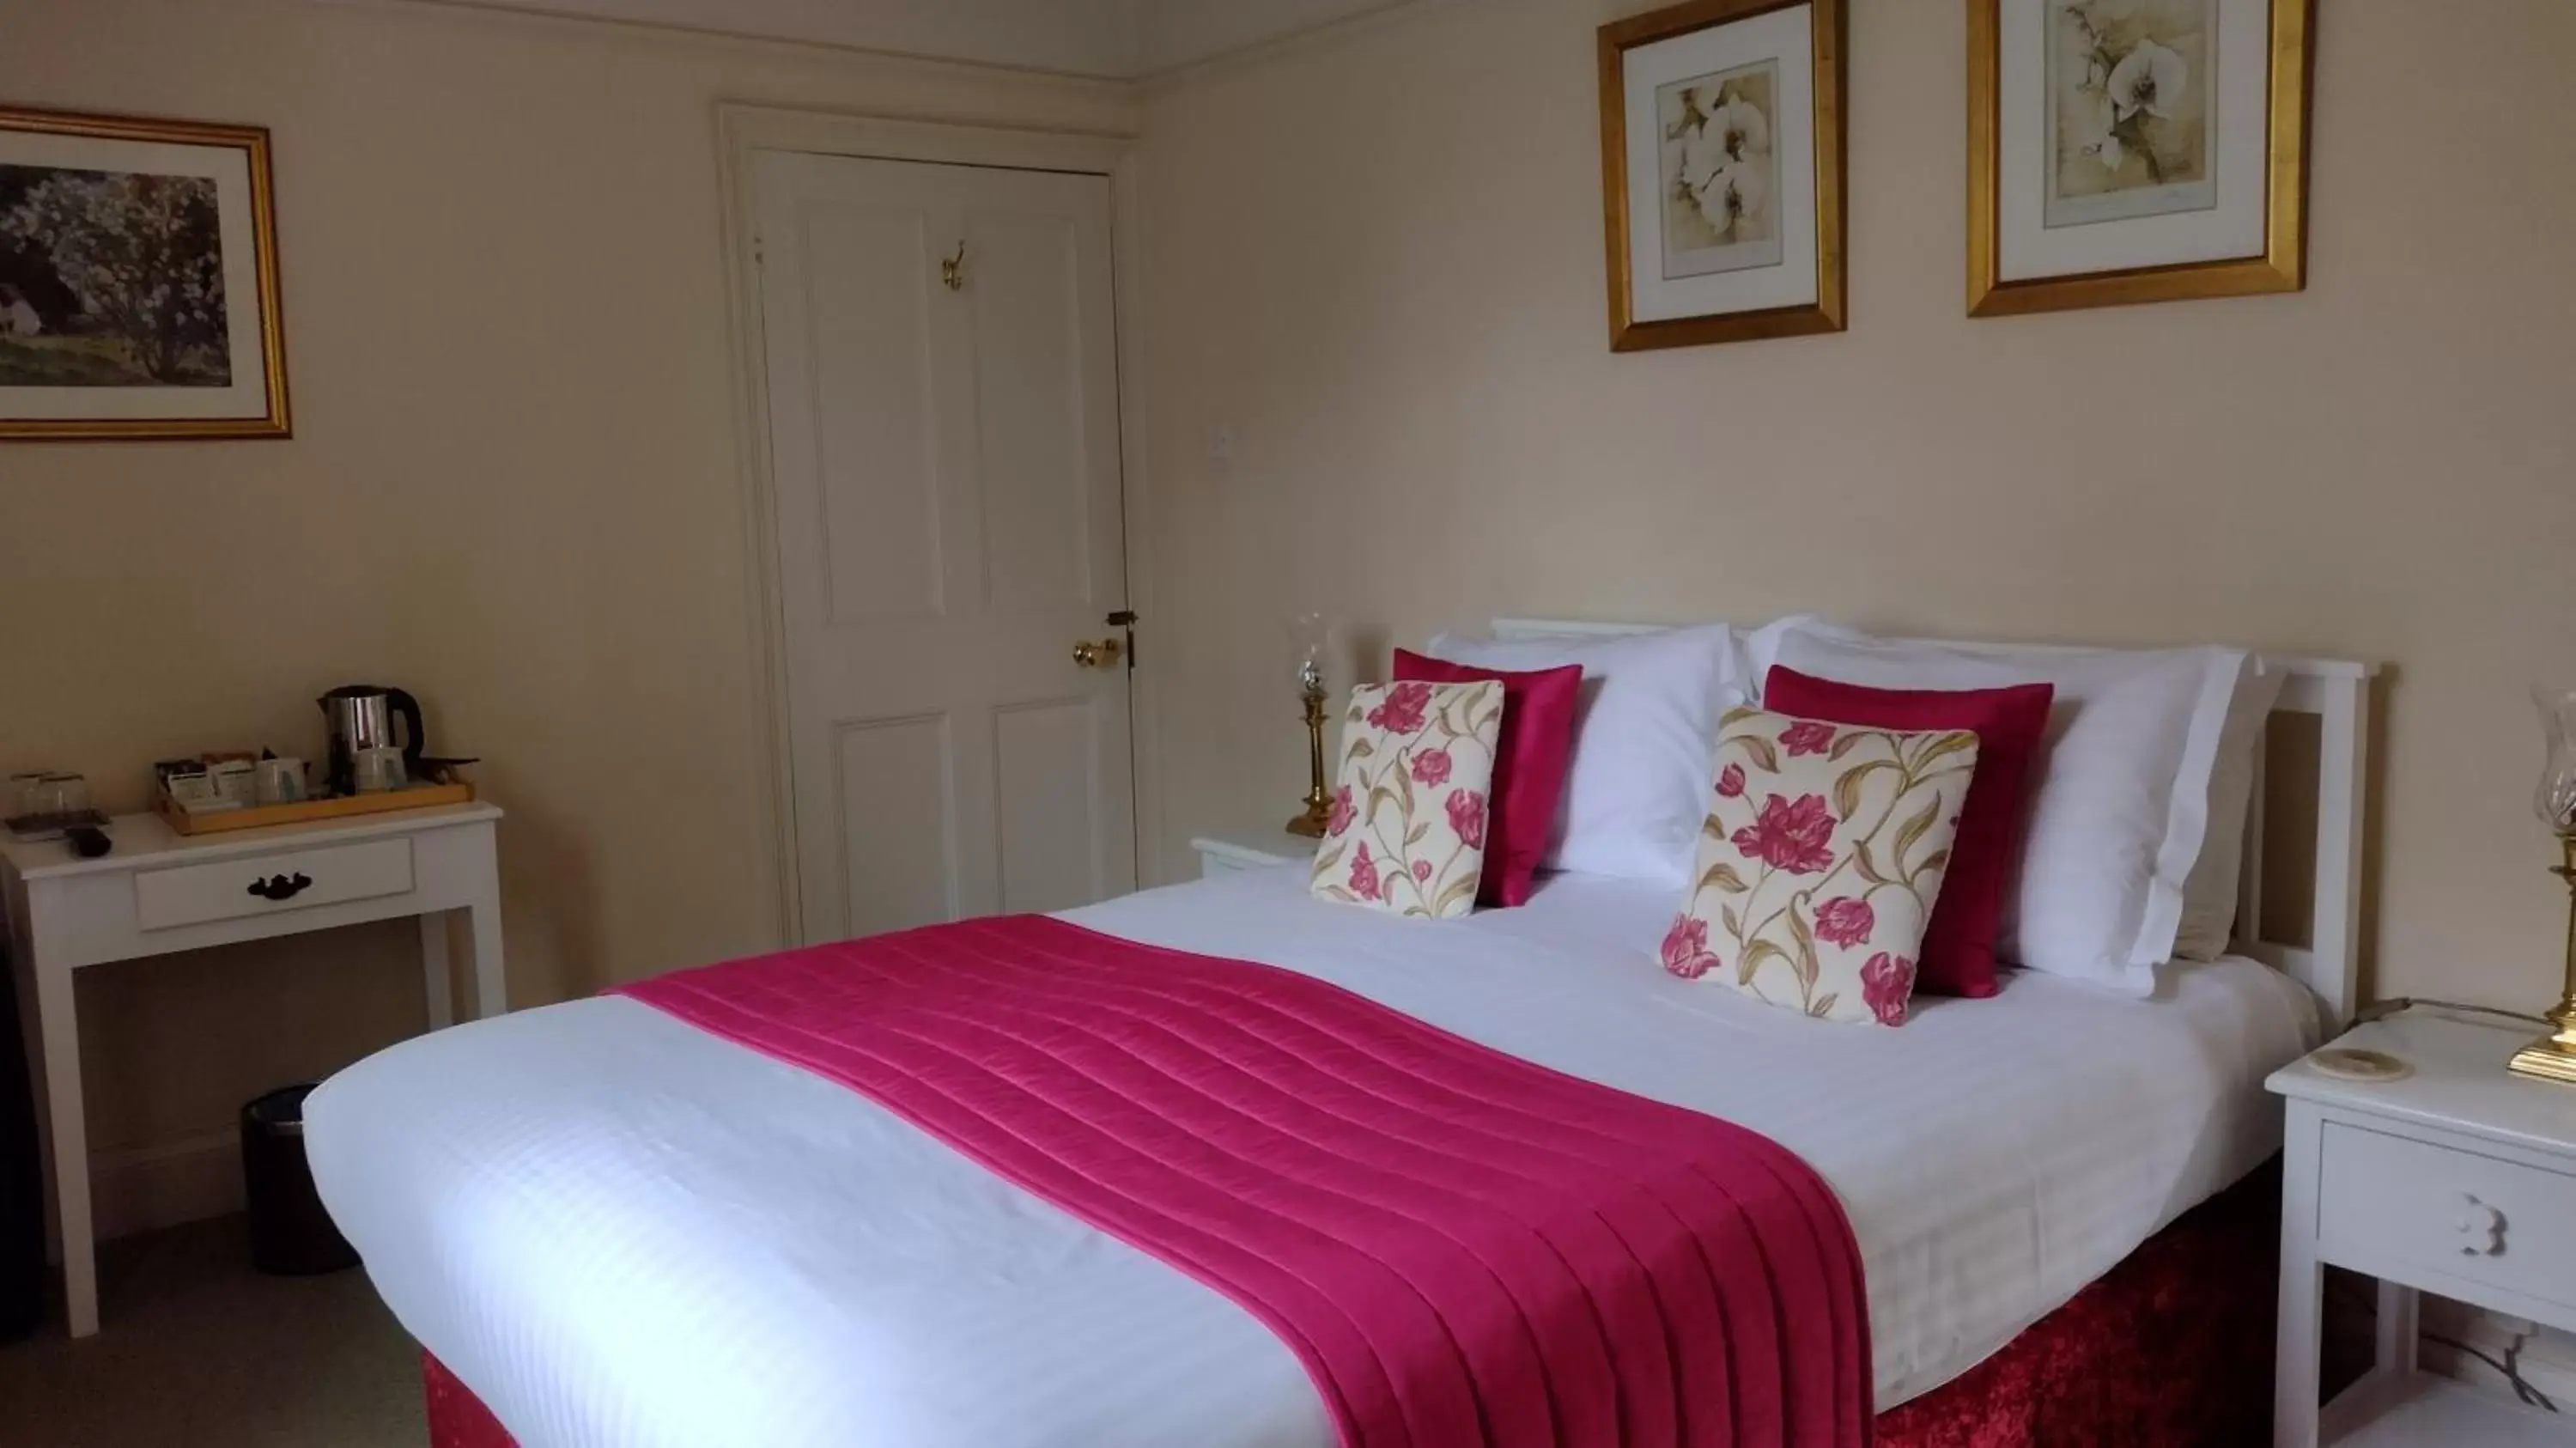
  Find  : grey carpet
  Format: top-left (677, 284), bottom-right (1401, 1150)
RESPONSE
top-left (0, 1215), bottom-right (423, 1448)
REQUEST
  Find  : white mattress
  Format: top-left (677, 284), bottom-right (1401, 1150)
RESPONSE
top-left (307, 865), bottom-right (2327, 1448)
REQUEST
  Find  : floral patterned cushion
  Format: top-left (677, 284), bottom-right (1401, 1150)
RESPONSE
top-left (1312, 679), bottom-right (1504, 919)
top-left (1662, 708), bottom-right (1980, 1025)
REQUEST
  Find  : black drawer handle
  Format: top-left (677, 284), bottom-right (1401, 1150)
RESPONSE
top-left (246, 872), bottom-right (313, 901)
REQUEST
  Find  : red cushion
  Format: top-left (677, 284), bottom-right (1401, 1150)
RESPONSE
top-left (1394, 649), bottom-right (1582, 908)
top-left (1762, 666), bottom-right (2056, 998)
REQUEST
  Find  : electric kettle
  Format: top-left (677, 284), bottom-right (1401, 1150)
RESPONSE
top-left (317, 685), bottom-right (426, 796)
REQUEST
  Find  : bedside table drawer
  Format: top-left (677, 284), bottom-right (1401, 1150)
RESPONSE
top-left (2318, 1121), bottom-right (2576, 1309)
top-left (133, 837), bottom-right (417, 932)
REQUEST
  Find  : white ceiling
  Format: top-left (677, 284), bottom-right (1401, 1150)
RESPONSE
top-left (400, 0), bottom-right (1412, 77)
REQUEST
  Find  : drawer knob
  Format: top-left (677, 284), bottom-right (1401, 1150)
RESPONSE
top-left (2454, 1194), bottom-right (2506, 1256)
top-left (246, 872), bottom-right (313, 902)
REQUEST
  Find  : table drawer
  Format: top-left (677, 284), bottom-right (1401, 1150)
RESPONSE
top-left (2318, 1121), bottom-right (2576, 1310)
top-left (132, 837), bottom-right (416, 931)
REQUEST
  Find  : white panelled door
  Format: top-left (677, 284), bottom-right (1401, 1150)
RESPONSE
top-left (754, 149), bottom-right (1135, 944)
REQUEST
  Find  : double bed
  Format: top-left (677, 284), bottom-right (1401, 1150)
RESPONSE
top-left (307, 622), bottom-right (2375, 1447)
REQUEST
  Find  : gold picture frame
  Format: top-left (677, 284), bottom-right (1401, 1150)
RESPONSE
top-left (0, 105), bottom-right (290, 440)
top-left (1967, 0), bottom-right (2313, 318)
top-left (1598, 0), bottom-right (1847, 350)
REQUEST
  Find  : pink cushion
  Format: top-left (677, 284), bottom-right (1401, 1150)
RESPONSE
top-left (1763, 666), bottom-right (2056, 999)
top-left (1394, 649), bottom-right (1582, 908)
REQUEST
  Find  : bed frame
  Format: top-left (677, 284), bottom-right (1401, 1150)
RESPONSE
top-left (1491, 618), bottom-right (2379, 1024)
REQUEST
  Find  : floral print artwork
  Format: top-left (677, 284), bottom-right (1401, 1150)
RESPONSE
top-left (2047, 0), bottom-right (2215, 226)
top-left (1665, 709), bottom-right (1980, 1026)
top-left (1312, 680), bottom-right (1504, 920)
top-left (1654, 58), bottom-right (1783, 280)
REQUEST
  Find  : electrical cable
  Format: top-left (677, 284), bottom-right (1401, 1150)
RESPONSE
top-left (2354, 997), bottom-right (2549, 1028)
top-left (2328, 1274), bottom-right (2561, 1413)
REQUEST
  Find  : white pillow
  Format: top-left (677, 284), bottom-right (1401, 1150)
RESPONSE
top-left (2174, 660), bottom-right (2286, 960)
top-left (1423, 624), bottom-right (1741, 886)
top-left (1768, 624), bottom-right (2262, 994)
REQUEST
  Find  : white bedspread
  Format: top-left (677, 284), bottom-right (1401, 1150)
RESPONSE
top-left (307, 865), bottom-right (2326, 1448)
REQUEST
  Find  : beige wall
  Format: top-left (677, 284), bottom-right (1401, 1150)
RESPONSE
top-left (1133, 0), bottom-right (2576, 1007)
top-left (0, 0), bottom-right (1133, 1231)
top-left (7, 0), bottom-right (2574, 1234)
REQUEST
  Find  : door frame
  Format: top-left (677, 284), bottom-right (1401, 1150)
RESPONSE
top-left (714, 103), bottom-right (1162, 947)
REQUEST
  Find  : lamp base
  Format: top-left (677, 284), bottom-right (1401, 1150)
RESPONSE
top-left (1285, 805), bottom-right (1329, 839)
top-left (2509, 1031), bottom-right (2576, 1086)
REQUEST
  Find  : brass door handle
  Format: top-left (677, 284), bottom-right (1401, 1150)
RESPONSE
top-left (1072, 637), bottom-right (1123, 669)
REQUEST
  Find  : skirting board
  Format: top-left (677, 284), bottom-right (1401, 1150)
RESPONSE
top-left (89, 1129), bottom-right (242, 1242)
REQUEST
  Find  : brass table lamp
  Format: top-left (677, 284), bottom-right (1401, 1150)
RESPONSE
top-left (1285, 612), bottom-right (1334, 837)
top-left (2511, 685), bottom-right (2576, 1086)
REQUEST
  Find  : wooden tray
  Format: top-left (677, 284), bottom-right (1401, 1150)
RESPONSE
top-left (153, 781), bottom-right (477, 836)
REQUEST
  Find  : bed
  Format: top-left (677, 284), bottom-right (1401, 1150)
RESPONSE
top-left (306, 621), bottom-right (2376, 1448)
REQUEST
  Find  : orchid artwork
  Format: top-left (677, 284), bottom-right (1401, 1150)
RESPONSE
top-left (1601, 0), bottom-right (1844, 348)
top-left (2046, 0), bottom-right (2216, 227)
top-left (1656, 60), bottom-right (1783, 279)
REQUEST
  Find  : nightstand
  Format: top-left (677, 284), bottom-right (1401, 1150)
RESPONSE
top-left (1189, 830), bottom-right (1315, 879)
top-left (2271, 1011), bottom-right (2576, 1446)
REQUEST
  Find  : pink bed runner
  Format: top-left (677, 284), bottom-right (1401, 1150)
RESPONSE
top-left (612, 915), bottom-right (1870, 1448)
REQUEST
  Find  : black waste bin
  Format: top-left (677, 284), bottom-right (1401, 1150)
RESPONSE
top-left (0, 945), bottom-right (44, 1341)
top-left (240, 1085), bottom-right (358, 1276)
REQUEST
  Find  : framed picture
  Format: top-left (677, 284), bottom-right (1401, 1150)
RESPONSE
top-left (1598, 0), bottom-right (1847, 350)
top-left (1968, 0), bottom-right (2313, 317)
top-left (0, 106), bottom-right (289, 440)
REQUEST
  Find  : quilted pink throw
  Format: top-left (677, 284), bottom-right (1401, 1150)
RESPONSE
top-left (613, 916), bottom-right (1871, 1448)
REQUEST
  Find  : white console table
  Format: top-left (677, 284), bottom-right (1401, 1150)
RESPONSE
top-left (0, 801), bottom-right (505, 1338)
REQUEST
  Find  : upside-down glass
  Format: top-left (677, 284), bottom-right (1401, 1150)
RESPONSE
top-left (39, 773), bottom-right (88, 823)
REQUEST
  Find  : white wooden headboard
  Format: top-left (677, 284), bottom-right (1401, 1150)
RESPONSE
top-left (1489, 618), bottom-right (2378, 1023)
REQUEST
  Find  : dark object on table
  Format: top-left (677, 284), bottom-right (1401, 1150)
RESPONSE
top-left (240, 1086), bottom-right (359, 1276)
top-left (64, 825), bottom-right (111, 859)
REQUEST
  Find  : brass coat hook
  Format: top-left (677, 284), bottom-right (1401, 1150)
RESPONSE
top-left (940, 240), bottom-right (966, 292)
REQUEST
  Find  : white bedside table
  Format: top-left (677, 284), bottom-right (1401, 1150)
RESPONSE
top-left (1189, 830), bottom-right (1315, 879)
top-left (0, 801), bottom-right (505, 1339)
top-left (2270, 1011), bottom-right (2576, 1446)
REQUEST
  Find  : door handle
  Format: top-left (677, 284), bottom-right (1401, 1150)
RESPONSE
top-left (1072, 637), bottom-right (1124, 670)
top-left (246, 872), bottom-right (313, 902)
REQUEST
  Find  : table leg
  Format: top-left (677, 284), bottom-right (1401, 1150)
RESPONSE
top-left (2276, 1104), bottom-right (2324, 1448)
top-left (2373, 1278), bottom-right (2420, 1378)
top-left (418, 911), bottom-right (454, 1031)
top-left (28, 953), bottom-right (95, 1338)
top-left (459, 902), bottom-right (506, 1020)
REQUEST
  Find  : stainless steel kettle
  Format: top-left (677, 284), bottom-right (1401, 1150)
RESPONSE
top-left (317, 685), bottom-right (425, 796)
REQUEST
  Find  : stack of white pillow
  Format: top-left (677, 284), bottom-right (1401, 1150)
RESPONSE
top-left (1424, 616), bottom-right (2283, 996)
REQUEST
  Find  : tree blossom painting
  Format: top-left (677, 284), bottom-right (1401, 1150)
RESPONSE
top-left (0, 163), bottom-right (230, 387)
top-left (1656, 60), bottom-right (1783, 279)
top-left (2045, 0), bottom-right (2216, 228)
top-left (0, 107), bottom-right (284, 439)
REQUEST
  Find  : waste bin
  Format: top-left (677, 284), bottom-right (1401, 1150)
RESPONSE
top-left (240, 1085), bottom-right (358, 1276)
top-left (0, 946), bottom-right (43, 1341)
